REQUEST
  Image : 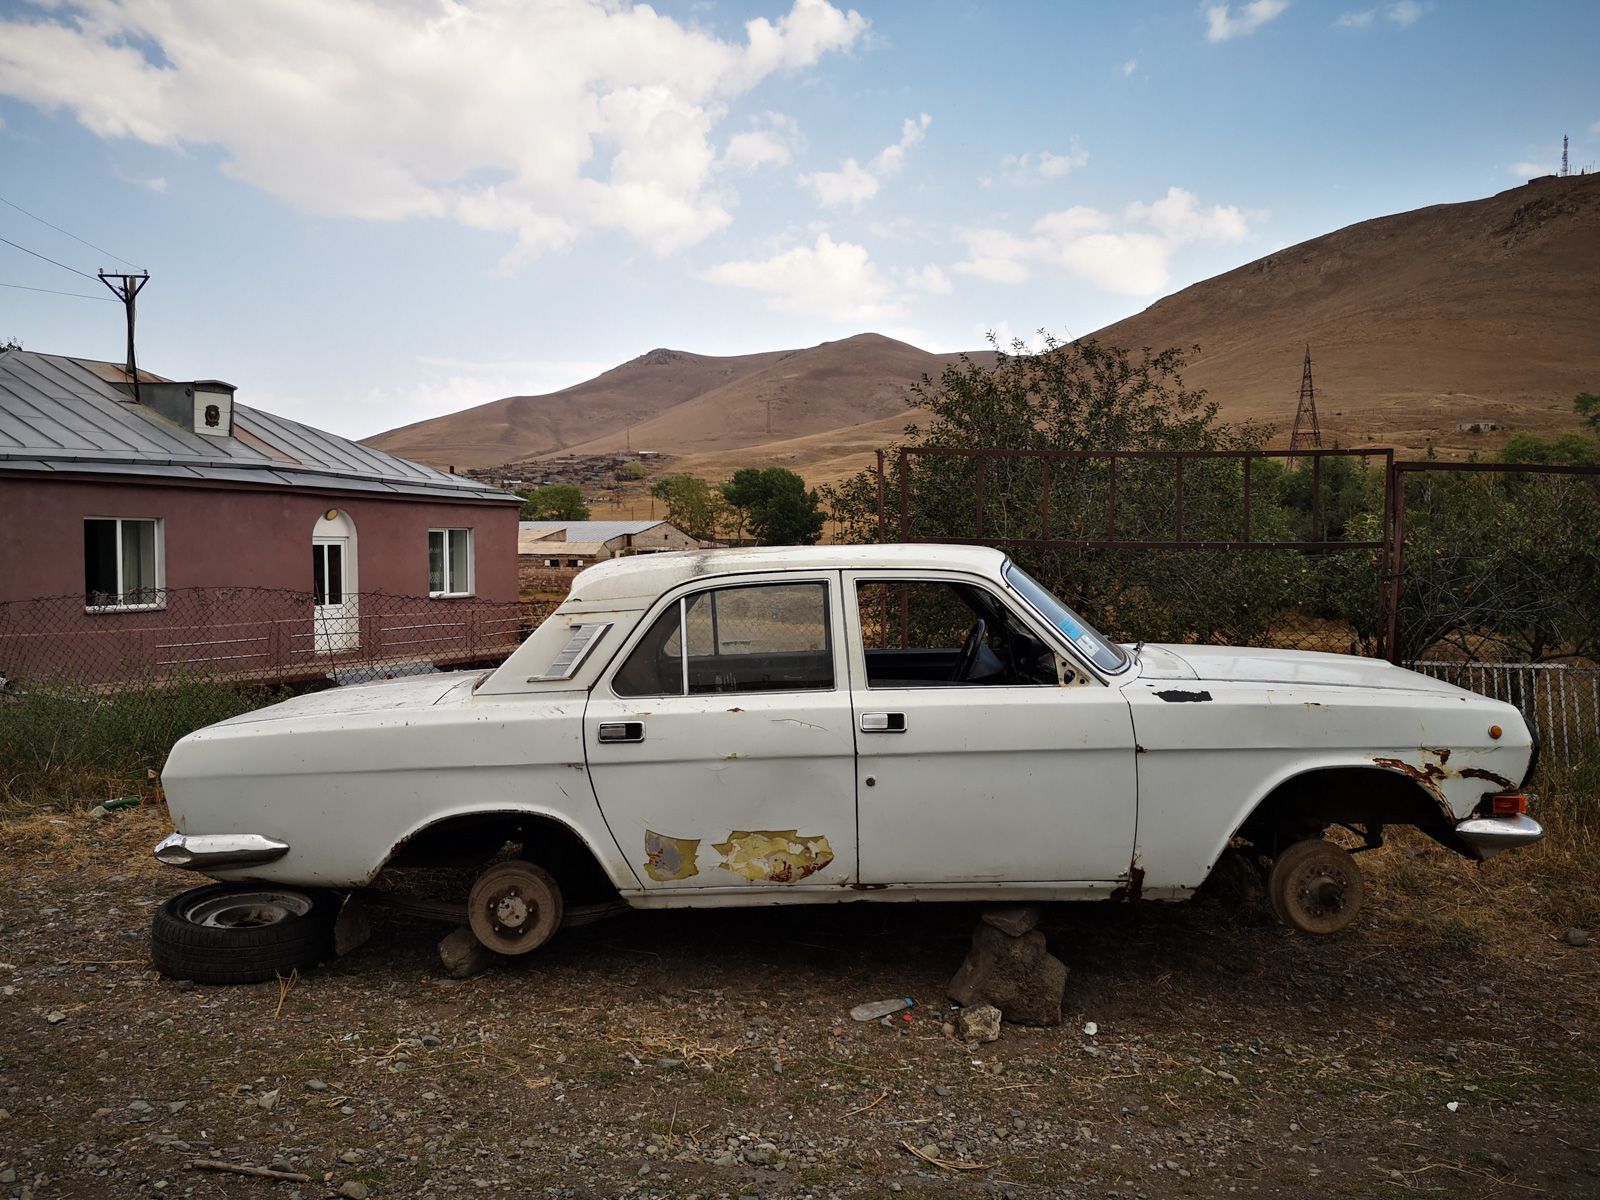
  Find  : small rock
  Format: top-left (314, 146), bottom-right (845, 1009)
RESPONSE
top-left (934, 1085), bottom-right (953, 1097)
top-left (257, 1088), bottom-right (280, 1111)
top-left (306, 1080), bottom-right (328, 1091)
top-left (420, 1035), bottom-right (443, 1047)
top-left (90, 805), bottom-right (110, 818)
top-left (1082, 1021), bottom-right (1098, 1036)
top-left (1446, 1101), bottom-right (1460, 1112)
top-left (1565, 928), bottom-right (1591, 948)
top-left (957, 1004), bottom-right (1002, 1044)
top-left (438, 926), bottom-right (495, 980)
top-left (45, 1010), bottom-right (66, 1024)
top-left (338, 1184), bottom-right (369, 1200)
top-left (340, 1150), bottom-right (362, 1163)
top-left (174, 979), bottom-right (194, 992)
top-left (167, 1100), bottom-right (188, 1114)
top-left (129, 1099), bottom-right (153, 1113)
top-left (0, 1168), bottom-right (15, 1184)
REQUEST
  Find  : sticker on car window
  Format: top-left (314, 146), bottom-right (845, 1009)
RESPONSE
top-left (1074, 633), bottom-right (1103, 655)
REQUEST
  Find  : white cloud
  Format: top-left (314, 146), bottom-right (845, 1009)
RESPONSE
top-left (954, 186), bottom-right (1253, 296)
top-left (904, 264), bottom-right (952, 295)
top-left (112, 169), bottom-right (168, 193)
top-left (1511, 160), bottom-right (1555, 177)
top-left (799, 112), bottom-right (931, 208)
top-left (700, 232), bottom-right (904, 321)
top-left (1592, 119), bottom-right (1600, 135)
top-left (0, 0), bottom-right (867, 261)
top-left (1205, 0), bottom-right (1289, 42)
top-left (1338, 3), bottom-right (1427, 29)
top-left (1386, 1), bottom-right (1426, 26)
top-left (1120, 58), bottom-right (1139, 77)
top-left (998, 145), bottom-right (1089, 185)
top-left (720, 112), bottom-right (803, 172)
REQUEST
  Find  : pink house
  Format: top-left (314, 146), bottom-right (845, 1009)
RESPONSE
top-left (0, 350), bottom-right (523, 686)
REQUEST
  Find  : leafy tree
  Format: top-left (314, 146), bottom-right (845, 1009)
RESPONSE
top-left (649, 474), bottom-right (726, 540)
top-left (618, 461), bottom-right (650, 481)
top-left (721, 467), bottom-right (826, 546)
top-left (518, 483), bottom-right (589, 521)
top-left (1500, 431), bottom-right (1600, 466)
top-left (0, 337), bottom-right (20, 353)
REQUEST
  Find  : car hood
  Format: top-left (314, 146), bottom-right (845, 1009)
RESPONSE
top-left (1130, 644), bottom-right (1470, 696)
top-left (208, 671), bottom-right (484, 727)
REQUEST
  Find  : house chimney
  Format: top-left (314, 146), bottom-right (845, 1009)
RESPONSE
top-left (137, 379), bottom-right (237, 438)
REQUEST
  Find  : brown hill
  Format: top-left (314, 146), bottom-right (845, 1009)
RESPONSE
top-left (367, 176), bottom-right (1600, 479)
top-left (1089, 174), bottom-right (1600, 453)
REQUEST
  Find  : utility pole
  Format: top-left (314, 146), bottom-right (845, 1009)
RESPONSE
top-left (1561, 134), bottom-right (1569, 178)
top-left (98, 271), bottom-right (149, 404)
top-left (1289, 344), bottom-right (1322, 451)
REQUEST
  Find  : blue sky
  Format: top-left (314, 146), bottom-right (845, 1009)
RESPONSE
top-left (1, 0), bottom-right (1595, 440)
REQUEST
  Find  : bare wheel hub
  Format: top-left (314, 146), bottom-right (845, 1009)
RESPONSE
top-left (1267, 839), bottom-right (1365, 935)
top-left (467, 861), bottom-right (564, 956)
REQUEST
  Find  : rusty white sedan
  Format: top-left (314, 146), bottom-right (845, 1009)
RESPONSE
top-left (151, 544), bottom-right (1541, 982)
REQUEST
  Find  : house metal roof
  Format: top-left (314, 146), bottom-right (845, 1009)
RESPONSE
top-left (518, 519), bottom-right (673, 543)
top-left (0, 350), bottom-right (518, 504)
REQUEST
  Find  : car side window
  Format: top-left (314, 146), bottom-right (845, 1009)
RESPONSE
top-left (855, 579), bottom-right (1058, 688)
top-left (612, 582), bottom-right (834, 697)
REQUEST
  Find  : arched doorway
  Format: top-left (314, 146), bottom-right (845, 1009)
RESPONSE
top-left (311, 509), bottom-right (359, 653)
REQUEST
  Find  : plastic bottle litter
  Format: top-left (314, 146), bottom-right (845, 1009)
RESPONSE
top-left (850, 997), bottom-right (916, 1022)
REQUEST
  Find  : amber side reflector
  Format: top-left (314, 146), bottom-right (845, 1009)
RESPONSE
top-left (1490, 793), bottom-right (1528, 816)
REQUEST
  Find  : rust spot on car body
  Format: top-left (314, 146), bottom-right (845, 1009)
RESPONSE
top-left (714, 830), bottom-right (834, 883)
top-left (643, 830), bottom-right (700, 881)
top-left (1372, 751), bottom-right (1515, 805)
top-left (1458, 766), bottom-right (1515, 789)
top-left (1110, 865), bottom-right (1145, 902)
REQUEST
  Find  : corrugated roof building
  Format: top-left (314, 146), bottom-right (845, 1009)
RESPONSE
top-left (0, 349), bottom-right (523, 683)
top-left (518, 518), bottom-right (701, 563)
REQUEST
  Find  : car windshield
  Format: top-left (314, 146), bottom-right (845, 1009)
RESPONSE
top-left (1002, 561), bottom-right (1129, 674)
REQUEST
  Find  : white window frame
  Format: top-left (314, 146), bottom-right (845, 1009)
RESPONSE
top-left (84, 516), bottom-right (166, 612)
top-left (428, 527), bottom-right (475, 598)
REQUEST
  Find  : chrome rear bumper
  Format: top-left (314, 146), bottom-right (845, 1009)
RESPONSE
top-left (154, 831), bottom-right (290, 869)
top-left (1455, 814), bottom-right (1544, 861)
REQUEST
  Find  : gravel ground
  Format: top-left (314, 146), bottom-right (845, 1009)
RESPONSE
top-left (2, 805), bottom-right (1598, 1200)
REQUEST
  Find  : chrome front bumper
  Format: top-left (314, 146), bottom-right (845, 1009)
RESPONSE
top-left (1455, 814), bottom-right (1544, 861)
top-left (154, 831), bottom-right (290, 869)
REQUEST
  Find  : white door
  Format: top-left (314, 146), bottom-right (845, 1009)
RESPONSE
top-left (844, 570), bottom-right (1137, 885)
top-left (585, 574), bottom-right (858, 891)
top-left (311, 536), bottom-right (359, 652)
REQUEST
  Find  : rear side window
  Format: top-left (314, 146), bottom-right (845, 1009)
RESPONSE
top-left (612, 582), bottom-right (833, 696)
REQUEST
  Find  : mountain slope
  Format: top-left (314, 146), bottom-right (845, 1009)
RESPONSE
top-left (367, 176), bottom-right (1600, 475)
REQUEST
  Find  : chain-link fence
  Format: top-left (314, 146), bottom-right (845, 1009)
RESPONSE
top-left (0, 587), bottom-right (562, 806)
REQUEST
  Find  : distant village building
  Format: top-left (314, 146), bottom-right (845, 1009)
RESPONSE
top-left (0, 350), bottom-right (522, 683)
top-left (518, 519), bottom-right (700, 568)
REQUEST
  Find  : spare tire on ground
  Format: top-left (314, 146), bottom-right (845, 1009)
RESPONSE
top-left (151, 883), bottom-right (340, 984)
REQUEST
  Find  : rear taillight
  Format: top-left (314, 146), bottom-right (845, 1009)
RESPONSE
top-left (1488, 793), bottom-right (1528, 817)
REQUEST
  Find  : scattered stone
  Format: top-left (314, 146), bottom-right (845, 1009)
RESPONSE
top-left (947, 923), bottom-right (1068, 1026)
top-left (980, 904), bottom-right (1042, 937)
top-left (438, 926), bottom-right (495, 980)
top-left (174, 979), bottom-right (195, 992)
top-left (338, 1183), bottom-right (369, 1200)
top-left (306, 1080), bottom-right (328, 1092)
top-left (934, 1085), bottom-right (953, 1097)
top-left (0, 1168), bottom-right (15, 1184)
top-left (129, 1099), bottom-right (153, 1113)
top-left (340, 1150), bottom-right (362, 1163)
top-left (957, 1004), bottom-right (1002, 1044)
top-left (90, 805), bottom-right (110, 819)
top-left (420, 1035), bottom-right (443, 1047)
top-left (167, 1100), bottom-right (188, 1114)
top-left (45, 1010), bottom-right (66, 1024)
top-left (1565, 928), bottom-right (1591, 948)
top-left (257, 1088), bottom-right (280, 1111)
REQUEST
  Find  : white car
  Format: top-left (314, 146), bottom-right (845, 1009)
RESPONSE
top-left (151, 545), bottom-right (1541, 982)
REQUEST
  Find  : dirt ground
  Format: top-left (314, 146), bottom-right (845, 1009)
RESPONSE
top-left (2, 805), bottom-right (1597, 1200)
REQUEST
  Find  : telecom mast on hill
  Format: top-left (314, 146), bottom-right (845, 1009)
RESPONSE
top-left (1289, 345), bottom-right (1322, 450)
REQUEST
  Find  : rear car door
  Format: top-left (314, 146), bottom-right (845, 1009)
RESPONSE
top-left (844, 569), bottom-right (1137, 886)
top-left (585, 573), bottom-right (858, 891)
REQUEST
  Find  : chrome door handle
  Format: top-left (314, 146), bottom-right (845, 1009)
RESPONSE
top-left (860, 712), bottom-right (906, 733)
top-left (597, 721), bottom-right (645, 744)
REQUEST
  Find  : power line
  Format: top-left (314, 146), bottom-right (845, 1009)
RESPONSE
top-left (0, 234), bottom-right (99, 282)
top-left (0, 192), bottom-right (142, 270)
top-left (0, 280), bottom-right (116, 301)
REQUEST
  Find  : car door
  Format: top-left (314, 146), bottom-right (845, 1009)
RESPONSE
top-left (843, 569), bottom-right (1137, 886)
top-left (585, 573), bottom-right (858, 891)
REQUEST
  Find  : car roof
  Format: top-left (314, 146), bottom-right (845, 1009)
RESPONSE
top-left (567, 543), bottom-right (1009, 603)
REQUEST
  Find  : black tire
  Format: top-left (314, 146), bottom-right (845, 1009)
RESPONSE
top-left (151, 883), bottom-right (340, 984)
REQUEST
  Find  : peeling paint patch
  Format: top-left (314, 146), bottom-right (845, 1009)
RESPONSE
top-left (1458, 766), bottom-right (1515, 789)
top-left (1373, 755), bottom-right (1448, 801)
top-left (714, 830), bottom-right (834, 883)
top-left (1155, 689), bottom-right (1213, 703)
top-left (771, 718), bottom-right (828, 732)
top-left (643, 830), bottom-right (700, 881)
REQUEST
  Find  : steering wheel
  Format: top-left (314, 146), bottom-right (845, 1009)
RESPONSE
top-left (950, 619), bottom-right (987, 683)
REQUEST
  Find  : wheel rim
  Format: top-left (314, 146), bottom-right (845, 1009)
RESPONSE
top-left (181, 890), bottom-right (313, 929)
top-left (1273, 842), bottom-right (1363, 935)
top-left (468, 862), bottom-right (562, 955)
